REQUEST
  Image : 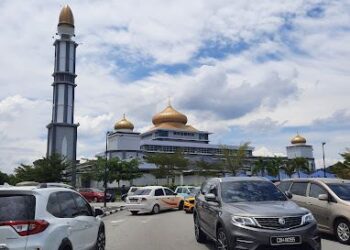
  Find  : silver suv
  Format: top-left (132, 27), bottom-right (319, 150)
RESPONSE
top-left (194, 177), bottom-right (321, 250)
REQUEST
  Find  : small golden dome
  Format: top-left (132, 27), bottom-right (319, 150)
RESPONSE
top-left (291, 134), bottom-right (306, 144)
top-left (152, 104), bottom-right (187, 126)
top-left (58, 5), bottom-right (74, 27)
top-left (114, 114), bottom-right (134, 130)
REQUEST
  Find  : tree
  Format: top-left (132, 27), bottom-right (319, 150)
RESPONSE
top-left (291, 157), bottom-right (310, 177)
top-left (195, 160), bottom-right (223, 179)
top-left (331, 149), bottom-right (350, 179)
top-left (0, 171), bottom-right (10, 185)
top-left (145, 153), bottom-right (169, 184)
top-left (14, 154), bottom-right (69, 183)
top-left (120, 159), bottom-right (142, 185)
top-left (222, 142), bottom-right (250, 176)
top-left (267, 157), bottom-right (283, 181)
top-left (253, 158), bottom-right (267, 176)
top-left (282, 161), bottom-right (296, 178)
top-left (145, 150), bottom-right (188, 185)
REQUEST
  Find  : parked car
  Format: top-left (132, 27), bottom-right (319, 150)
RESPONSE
top-left (78, 188), bottom-right (112, 202)
top-left (194, 177), bottom-right (321, 250)
top-left (175, 186), bottom-right (198, 198)
top-left (125, 186), bottom-right (184, 215)
top-left (184, 187), bottom-right (200, 213)
top-left (278, 178), bottom-right (350, 244)
top-left (0, 185), bottom-right (105, 250)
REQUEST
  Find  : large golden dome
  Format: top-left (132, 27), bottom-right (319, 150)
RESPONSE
top-left (152, 104), bottom-right (187, 126)
top-left (291, 134), bottom-right (306, 144)
top-left (114, 114), bottom-right (134, 130)
top-left (58, 5), bottom-right (74, 27)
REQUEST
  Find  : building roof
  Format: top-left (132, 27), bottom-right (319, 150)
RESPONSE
top-left (114, 114), bottom-right (134, 131)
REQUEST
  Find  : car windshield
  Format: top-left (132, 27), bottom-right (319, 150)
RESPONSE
top-left (133, 189), bottom-right (151, 195)
top-left (327, 183), bottom-right (350, 201)
top-left (221, 181), bottom-right (287, 203)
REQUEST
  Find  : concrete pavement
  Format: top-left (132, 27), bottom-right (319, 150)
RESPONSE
top-left (102, 209), bottom-right (349, 250)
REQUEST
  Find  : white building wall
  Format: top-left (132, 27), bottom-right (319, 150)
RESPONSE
top-left (287, 145), bottom-right (313, 159)
top-left (108, 133), bottom-right (140, 151)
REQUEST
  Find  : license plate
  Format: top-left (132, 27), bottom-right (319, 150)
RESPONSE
top-left (270, 236), bottom-right (301, 245)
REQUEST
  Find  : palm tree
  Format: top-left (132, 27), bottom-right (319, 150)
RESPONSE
top-left (282, 161), bottom-right (296, 178)
top-left (292, 157), bottom-right (309, 177)
top-left (267, 157), bottom-right (284, 181)
top-left (253, 158), bottom-right (267, 176)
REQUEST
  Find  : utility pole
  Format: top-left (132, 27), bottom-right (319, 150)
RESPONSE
top-left (322, 142), bottom-right (326, 178)
top-left (104, 131), bottom-right (110, 208)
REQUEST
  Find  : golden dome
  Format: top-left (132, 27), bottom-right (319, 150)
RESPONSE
top-left (58, 5), bottom-right (74, 27)
top-left (152, 104), bottom-right (187, 126)
top-left (114, 114), bottom-right (134, 130)
top-left (291, 134), bottom-right (306, 144)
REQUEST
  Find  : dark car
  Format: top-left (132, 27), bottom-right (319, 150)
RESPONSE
top-left (193, 177), bottom-right (321, 250)
top-left (78, 188), bottom-right (112, 202)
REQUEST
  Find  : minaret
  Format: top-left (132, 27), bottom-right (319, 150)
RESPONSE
top-left (47, 5), bottom-right (78, 185)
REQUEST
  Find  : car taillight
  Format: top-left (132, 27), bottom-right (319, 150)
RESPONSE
top-left (0, 220), bottom-right (49, 236)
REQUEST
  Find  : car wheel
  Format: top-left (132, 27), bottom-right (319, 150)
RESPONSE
top-left (152, 204), bottom-right (160, 214)
top-left (194, 214), bottom-right (206, 243)
top-left (216, 227), bottom-right (233, 250)
top-left (178, 201), bottom-right (184, 210)
top-left (95, 227), bottom-right (106, 250)
top-left (335, 219), bottom-right (350, 244)
top-left (131, 211), bottom-right (138, 215)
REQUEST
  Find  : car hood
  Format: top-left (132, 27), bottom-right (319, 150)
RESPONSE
top-left (224, 200), bottom-right (308, 217)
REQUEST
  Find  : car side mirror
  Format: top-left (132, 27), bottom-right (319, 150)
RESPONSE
top-left (94, 208), bottom-right (104, 217)
top-left (285, 191), bottom-right (293, 199)
top-left (205, 193), bottom-right (217, 202)
top-left (318, 194), bottom-right (328, 201)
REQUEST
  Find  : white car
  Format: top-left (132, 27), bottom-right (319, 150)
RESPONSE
top-left (0, 185), bottom-right (105, 250)
top-left (125, 186), bottom-right (184, 215)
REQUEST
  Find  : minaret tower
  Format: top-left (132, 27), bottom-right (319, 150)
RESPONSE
top-left (47, 5), bottom-right (78, 184)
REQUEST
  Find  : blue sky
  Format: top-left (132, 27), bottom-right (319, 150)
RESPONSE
top-left (0, 0), bottom-right (349, 173)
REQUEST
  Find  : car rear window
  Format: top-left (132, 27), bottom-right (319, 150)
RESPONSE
top-left (0, 194), bottom-right (36, 222)
top-left (134, 189), bottom-right (151, 195)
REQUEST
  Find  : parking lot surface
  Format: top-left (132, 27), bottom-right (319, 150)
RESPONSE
top-left (103, 209), bottom-right (348, 250)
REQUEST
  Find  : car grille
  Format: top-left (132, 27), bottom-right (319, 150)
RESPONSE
top-left (255, 216), bottom-right (302, 229)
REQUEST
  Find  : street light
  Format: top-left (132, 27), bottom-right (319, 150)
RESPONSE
top-left (322, 142), bottom-right (326, 178)
top-left (104, 131), bottom-right (111, 208)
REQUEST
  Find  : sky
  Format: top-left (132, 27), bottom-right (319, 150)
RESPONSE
top-left (0, 0), bottom-right (349, 173)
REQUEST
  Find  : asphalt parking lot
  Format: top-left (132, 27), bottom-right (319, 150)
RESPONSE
top-left (102, 209), bottom-right (349, 250)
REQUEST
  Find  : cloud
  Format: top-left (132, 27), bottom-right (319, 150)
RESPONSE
top-left (178, 67), bottom-right (299, 119)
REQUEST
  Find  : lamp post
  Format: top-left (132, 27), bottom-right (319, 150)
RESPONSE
top-left (322, 142), bottom-right (326, 178)
top-left (104, 131), bottom-right (110, 208)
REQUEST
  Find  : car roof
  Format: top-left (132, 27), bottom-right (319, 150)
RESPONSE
top-left (0, 186), bottom-right (78, 194)
top-left (281, 178), bottom-right (350, 184)
top-left (210, 177), bottom-right (268, 182)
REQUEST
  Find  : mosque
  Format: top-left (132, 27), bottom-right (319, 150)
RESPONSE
top-left (77, 103), bottom-right (316, 187)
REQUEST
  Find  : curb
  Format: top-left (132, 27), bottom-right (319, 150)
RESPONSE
top-left (100, 206), bottom-right (126, 217)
